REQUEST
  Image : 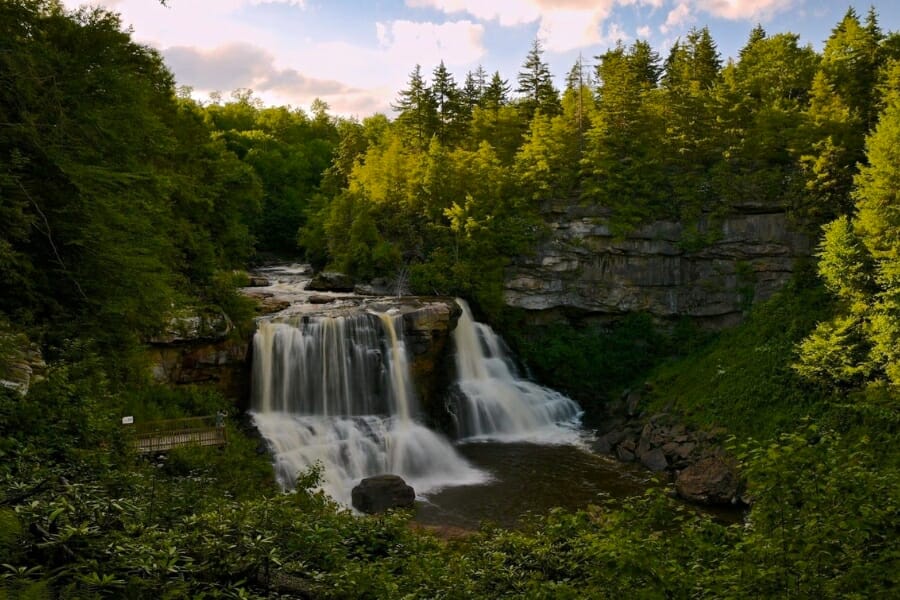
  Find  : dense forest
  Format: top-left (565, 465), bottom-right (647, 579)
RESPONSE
top-left (1, 1), bottom-right (898, 598)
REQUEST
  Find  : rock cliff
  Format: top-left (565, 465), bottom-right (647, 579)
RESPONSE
top-left (147, 311), bottom-right (250, 401)
top-left (505, 205), bottom-right (810, 326)
top-left (400, 299), bottom-right (461, 429)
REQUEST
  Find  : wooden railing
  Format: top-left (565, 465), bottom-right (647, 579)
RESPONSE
top-left (131, 416), bottom-right (227, 454)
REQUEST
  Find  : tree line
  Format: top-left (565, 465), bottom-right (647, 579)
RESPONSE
top-left (304, 8), bottom-right (900, 321)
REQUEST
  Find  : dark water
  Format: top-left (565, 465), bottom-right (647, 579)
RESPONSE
top-left (413, 441), bottom-right (656, 530)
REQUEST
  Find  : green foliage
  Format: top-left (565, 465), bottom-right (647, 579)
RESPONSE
top-left (516, 39), bottom-right (561, 121)
top-left (506, 313), bottom-right (680, 409)
top-left (648, 277), bottom-right (835, 439)
top-left (729, 426), bottom-right (899, 598)
top-left (797, 73), bottom-right (900, 388)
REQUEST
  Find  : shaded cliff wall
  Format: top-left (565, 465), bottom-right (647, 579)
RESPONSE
top-left (505, 204), bottom-right (811, 327)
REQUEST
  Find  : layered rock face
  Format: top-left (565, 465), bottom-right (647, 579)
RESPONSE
top-left (401, 300), bottom-right (462, 427)
top-left (505, 205), bottom-right (810, 326)
top-left (147, 311), bottom-right (250, 401)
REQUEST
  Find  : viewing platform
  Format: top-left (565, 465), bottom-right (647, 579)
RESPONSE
top-left (131, 415), bottom-right (227, 454)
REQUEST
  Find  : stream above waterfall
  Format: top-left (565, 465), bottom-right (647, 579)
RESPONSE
top-left (244, 265), bottom-right (660, 525)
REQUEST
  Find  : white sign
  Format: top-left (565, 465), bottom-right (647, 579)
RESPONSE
top-left (121, 416), bottom-right (134, 425)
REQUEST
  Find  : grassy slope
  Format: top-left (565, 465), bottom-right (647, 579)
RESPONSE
top-left (645, 275), bottom-right (837, 439)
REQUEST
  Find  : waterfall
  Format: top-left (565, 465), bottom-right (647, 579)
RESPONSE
top-left (452, 299), bottom-right (583, 442)
top-left (251, 312), bottom-right (486, 505)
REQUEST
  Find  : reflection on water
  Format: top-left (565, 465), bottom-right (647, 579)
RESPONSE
top-left (414, 441), bottom-right (654, 529)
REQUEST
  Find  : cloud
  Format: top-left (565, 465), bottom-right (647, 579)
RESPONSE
top-left (163, 44), bottom-right (274, 91)
top-left (660, 2), bottom-right (692, 34)
top-left (601, 22), bottom-right (631, 46)
top-left (247, 0), bottom-right (305, 6)
top-left (537, 9), bottom-right (610, 53)
top-left (257, 70), bottom-right (355, 97)
top-left (405, 0), bottom-right (541, 26)
top-left (694, 0), bottom-right (796, 21)
top-left (375, 19), bottom-right (486, 66)
top-left (636, 24), bottom-right (651, 38)
top-left (407, 0), bottom-right (622, 53)
top-left (162, 42), bottom-right (372, 114)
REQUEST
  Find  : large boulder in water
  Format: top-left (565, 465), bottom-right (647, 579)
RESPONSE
top-left (306, 271), bottom-right (355, 293)
top-left (351, 475), bottom-right (416, 514)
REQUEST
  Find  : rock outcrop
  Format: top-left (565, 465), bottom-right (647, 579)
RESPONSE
top-left (307, 271), bottom-right (355, 293)
top-left (0, 332), bottom-right (46, 396)
top-left (675, 457), bottom-right (742, 505)
top-left (401, 300), bottom-right (462, 428)
top-left (147, 310), bottom-right (250, 401)
top-left (351, 475), bottom-right (416, 514)
top-left (505, 204), bottom-right (810, 326)
top-left (593, 389), bottom-right (744, 507)
top-left (149, 311), bottom-right (233, 345)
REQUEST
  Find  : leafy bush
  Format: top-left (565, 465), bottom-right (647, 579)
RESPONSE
top-left (505, 312), bottom-right (708, 412)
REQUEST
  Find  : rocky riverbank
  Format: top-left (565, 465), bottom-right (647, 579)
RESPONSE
top-left (594, 387), bottom-right (745, 507)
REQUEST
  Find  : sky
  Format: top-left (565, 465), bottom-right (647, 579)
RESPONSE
top-left (61, 0), bottom-right (900, 117)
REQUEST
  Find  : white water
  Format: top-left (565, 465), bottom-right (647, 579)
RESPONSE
top-left (248, 276), bottom-right (586, 507)
top-left (251, 313), bottom-right (486, 505)
top-left (452, 299), bottom-right (583, 443)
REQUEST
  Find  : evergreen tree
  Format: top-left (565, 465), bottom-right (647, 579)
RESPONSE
top-left (517, 39), bottom-right (560, 121)
top-left (431, 61), bottom-right (463, 145)
top-left (585, 41), bottom-right (666, 230)
top-left (663, 27), bottom-right (721, 90)
top-left (462, 65), bottom-right (487, 110)
top-left (798, 68), bottom-right (900, 385)
top-left (393, 64), bottom-right (437, 149)
top-left (821, 7), bottom-right (883, 129)
top-left (483, 71), bottom-right (512, 112)
top-left (739, 24), bottom-right (767, 59)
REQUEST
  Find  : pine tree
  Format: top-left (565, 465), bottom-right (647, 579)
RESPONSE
top-left (462, 65), bottom-right (487, 109)
top-left (393, 64), bottom-right (437, 149)
top-left (482, 71), bottom-right (511, 112)
top-left (585, 41), bottom-right (666, 231)
top-left (664, 27), bottom-right (721, 90)
top-left (740, 24), bottom-right (767, 59)
top-left (517, 39), bottom-right (560, 121)
top-left (431, 61), bottom-right (462, 145)
top-left (822, 7), bottom-right (884, 129)
top-left (798, 77), bottom-right (900, 385)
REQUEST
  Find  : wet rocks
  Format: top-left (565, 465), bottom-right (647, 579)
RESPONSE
top-left (598, 420), bottom-right (701, 472)
top-left (307, 271), bottom-right (355, 293)
top-left (247, 276), bottom-right (270, 287)
top-left (594, 410), bottom-right (744, 506)
top-left (354, 278), bottom-right (393, 296)
top-left (352, 475), bottom-right (416, 514)
top-left (640, 447), bottom-right (668, 472)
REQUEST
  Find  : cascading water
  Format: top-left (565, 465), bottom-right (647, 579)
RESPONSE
top-left (251, 311), bottom-right (486, 505)
top-left (451, 299), bottom-right (583, 442)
